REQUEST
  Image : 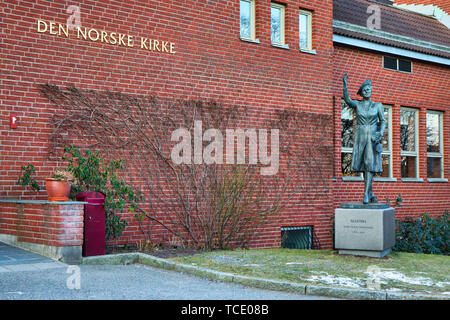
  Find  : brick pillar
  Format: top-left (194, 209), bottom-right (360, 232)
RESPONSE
top-left (0, 200), bottom-right (85, 264)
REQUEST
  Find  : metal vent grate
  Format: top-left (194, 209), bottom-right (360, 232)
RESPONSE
top-left (281, 226), bottom-right (312, 249)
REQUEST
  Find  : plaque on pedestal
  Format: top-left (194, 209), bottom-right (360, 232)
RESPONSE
top-left (335, 203), bottom-right (395, 258)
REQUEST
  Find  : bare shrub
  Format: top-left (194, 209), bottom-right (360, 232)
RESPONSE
top-left (39, 84), bottom-right (332, 250)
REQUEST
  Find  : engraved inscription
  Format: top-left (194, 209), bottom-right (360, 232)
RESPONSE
top-left (343, 219), bottom-right (374, 235)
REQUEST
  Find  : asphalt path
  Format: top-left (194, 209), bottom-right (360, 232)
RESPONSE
top-left (0, 263), bottom-right (334, 300)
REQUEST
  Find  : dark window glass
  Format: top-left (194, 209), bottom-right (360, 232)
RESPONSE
top-left (398, 59), bottom-right (412, 72)
top-left (374, 154), bottom-right (390, 178)
top-left (383, 56), bottom-right (397, 70)
top-left (427, 157), bottom-right (441, 178)
top-left (381, 154), bottom-right (390, 178)
top-left (401, 156), bottom-right (417, 178)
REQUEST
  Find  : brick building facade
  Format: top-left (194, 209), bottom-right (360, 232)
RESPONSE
top-left (1, 0), bottom-right (448, 251)
top-left (333, 0), bottom-right (450, 222)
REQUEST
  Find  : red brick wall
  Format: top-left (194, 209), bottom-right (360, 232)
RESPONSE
top-left (2, 0), bottom-right (447, 250)
top-left (0, 201), bottom-right (84, 247)
top-left (333, 44), bottom-right (450, 220)
top-left (394, 0), bottom-right (450, 14)
top-left (1, 1), bottom-right (335, 248)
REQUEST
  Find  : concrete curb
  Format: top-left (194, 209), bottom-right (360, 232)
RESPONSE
top-left (82, 252), bottom-right (450, 300)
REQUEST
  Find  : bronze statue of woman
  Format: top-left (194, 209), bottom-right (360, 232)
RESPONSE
top-left (343, 74), bottom-right (386, 204)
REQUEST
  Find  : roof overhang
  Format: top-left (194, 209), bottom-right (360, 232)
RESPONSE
top-left (334, 34), bottom-right (450, 66)
top-left (333, 20), bottom-right (450, 66)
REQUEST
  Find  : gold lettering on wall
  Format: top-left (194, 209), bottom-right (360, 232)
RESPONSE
top-left (37, 20), bottom-right (47, 33)
top-left (140, 37), bottom-right (148, 49)
top-left (36, 19), bottom-right (176, 54)
top-left (101, 30), bottom-right (108, 43)
top-left (77, 26), bottom-right (87, 40)
top-left (49, 22), bottom-right (58, 35)
top-left (59, 24), bottom-right (69, 37)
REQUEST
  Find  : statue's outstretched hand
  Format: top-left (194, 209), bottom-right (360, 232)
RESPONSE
top-left (343, 73), bottom-right (348, 85)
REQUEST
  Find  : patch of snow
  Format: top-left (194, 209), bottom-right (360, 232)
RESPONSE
top-left (386, 288), bottom-right (403, 292)
top-left (435, 281), bottom-right (450, 288)
top-left (304, 272), bottom-right (364, 288)
top-left (301, 269), bottom-right (449, 291)
top-left (211, 255), bottom-right (243, 264)
top-left (365, 269), bottom-right (449, 288)
top-left (377, 271), bottom-right (435, 286)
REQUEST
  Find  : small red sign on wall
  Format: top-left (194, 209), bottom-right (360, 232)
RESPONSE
top-left (10, 114), bottom-right (18, 129)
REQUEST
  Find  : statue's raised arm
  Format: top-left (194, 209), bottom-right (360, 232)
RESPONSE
top-left (342, 73), bottom-right (357, 109)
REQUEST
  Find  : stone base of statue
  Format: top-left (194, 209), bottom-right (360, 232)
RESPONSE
top-left (335, 203), bottom-right (395, 258)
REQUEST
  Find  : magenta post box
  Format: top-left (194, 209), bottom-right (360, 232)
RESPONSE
top-left (76, 191), bottom-right (106, 257)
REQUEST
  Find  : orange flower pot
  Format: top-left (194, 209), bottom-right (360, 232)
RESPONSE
top-left (45, 178), bottom-right (71, 201)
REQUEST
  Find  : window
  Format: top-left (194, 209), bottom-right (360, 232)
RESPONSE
top-left (398, 59), bottom-right (412, 72)
top-left (375, 106), bottom-right (392, 179)
top-left (240, 0), bottom-right (256, 41)
top-left (299, 9), bottom-right (312, 51)
top-left (383, 56), bottom-right (412, 73)
top-left (383, 56), bottom-right (397, 70)
top-left (341, 101), bottom-right (359, 178)
top-left (341, 101), bottom-right (392, 179)
top-left (281, 226), bottom-right (312, 249)
top-left (427, 111), bottom-right (444, 179)
top-left (271, 2), bottom-right (286, 46)
top-left (400, 108), bottom-right (419, 179)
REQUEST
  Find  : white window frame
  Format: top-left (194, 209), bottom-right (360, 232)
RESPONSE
top-left (299, 9), bottom-right (312, 52)
top-left (240, 0), bottom-right (257, 42)
top-left (271, 2), bottom-right (287, 48)
top-left (400, 107), bottom-right (420, 181)
top-left (426, 110), bottom-right (445, 181)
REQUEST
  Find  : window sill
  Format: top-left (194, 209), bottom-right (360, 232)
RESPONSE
top-left (240, 37), bottom-right (260, 44)
top-left (300, 48), bottom-right (316, 55)
top-left (342, 176), bottom-right (363, 182)
top-left (271, 43), bottom-right (289, 50)
top-left (374, 177), bottom-right (397, 182)
top-left (401, 178), bottom-right (424, 182)
top-left (427, 178), bottom-right (448, 183)
top-left (342, 176), bottom-right (397, 182)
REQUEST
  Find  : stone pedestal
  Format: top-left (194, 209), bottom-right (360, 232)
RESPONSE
top-left (335, 203), bottom-right (395, 258)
